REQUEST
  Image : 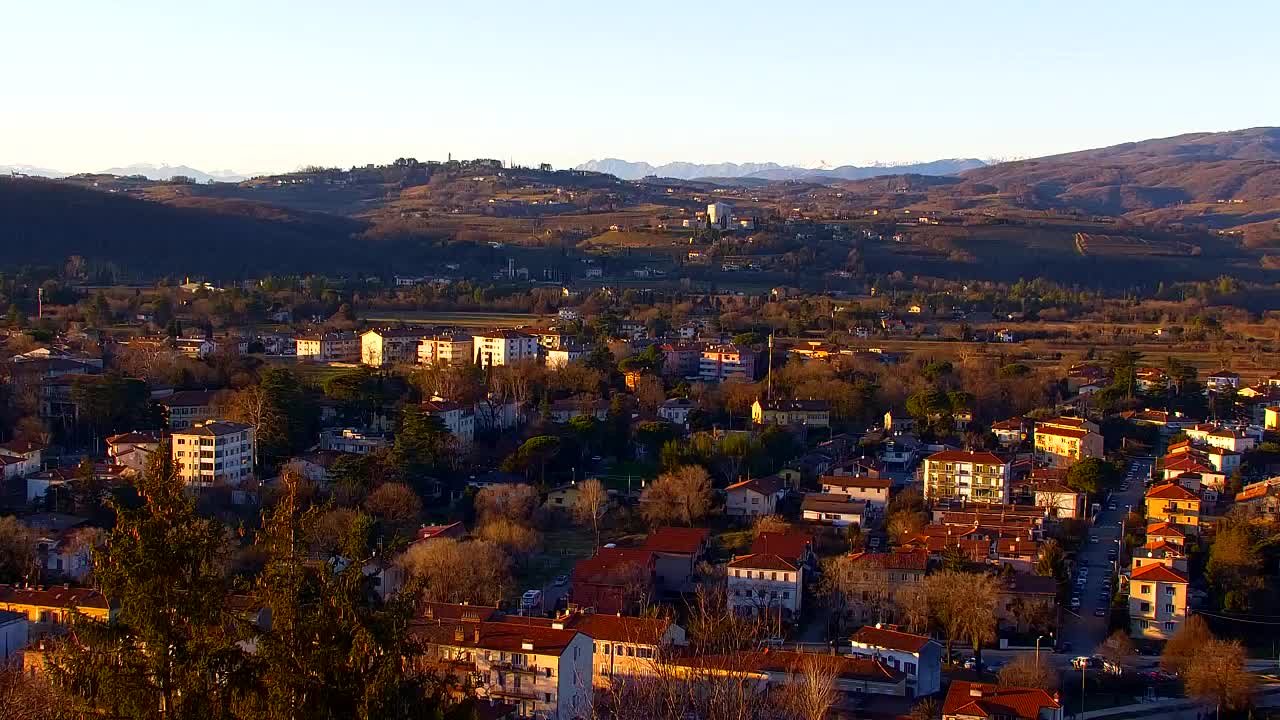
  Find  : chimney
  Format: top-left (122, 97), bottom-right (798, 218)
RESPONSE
top-left (969, 685), bottom-right (984, 698)
top-left (474, 627), bottom-right (481, 644)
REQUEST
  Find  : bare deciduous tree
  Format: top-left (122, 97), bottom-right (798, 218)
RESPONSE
top-left (475, 483), bottom-right (539, 523)
top-left (399, 537), bottom-right (512, 605)
top-left (998, 654), bottom-right (1058, 690)
top-left (573, 478), bottom-right (609, 547)
top-left (1183, 638), bottom-right (1254, 716)
top-left (641, 465), bottom-right (712, 527)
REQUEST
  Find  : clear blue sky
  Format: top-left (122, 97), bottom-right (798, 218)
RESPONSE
top-left (4, 0), bottom-right (1278, 174)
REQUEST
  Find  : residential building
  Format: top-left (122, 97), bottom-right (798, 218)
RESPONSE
top-left (171, 420), bottom-right (256, 487)
top-left (996, 574), bottom-right (1059, 636)
top-left (707, 201), bottom-right (732, 229)
top-left (669, 651), bottom-right (907, 699)
top-left (849, 624), bottom-right (942, 698)
top-left (0, 610), bottom-right (27, 661)
top-left (1128, 563), bottom-right (1189, 640)
top-left (360, 328), bottom-right (429, 367)
top-left (1031, 481), bottom-right (1086, 520)
top-left (0, 584), bottom-right (113, 635)
top-left (991, 418), bottom-right (1027, 448)
top-left (1144, 522), bottom-right (1187, 552)
top-left (698, 344), bottom-right (757, 382)
top-left (0, 439), bottom-right (45, 474)
top-left (159, 389), bottom-right (215, 430)
top-left (409, 617), bottom-right (593, 720)
top-left (750, 398), bottom-right (831, 427)
top-left (819, 475), bottom-right (892, 510)
top-left (750, 531), bottom-right (816, 569)
top-left (473, 330), bottom-right (539, 368)
top-left (726, 553), bottom-right (802, 620)
top-left (549, 397), bottom-right (609, 424)
top-left (1033, 418), bottom-right (1103, 468)
top-left (416, 333), bottom-right (474, 366)
top-left (801, 494), bottom-right (866, 527)
top-left (571, 613), bottom-right (685, 687)
top-left (642, 527), bottom-right (711, 596)
top-left (1145, 483), bottom-right (1201, 534)
top-left (724, 476), bottom-right (784, 518)
top-left (659, 343), bottom-right (702, 378)
top-left (105, 431), bottom-right (160, 474)
top-left (295, 331), bottom-right (359, 362)
top-left (570, 548), bottom-right (656, 615)
top-left (942, 681), bottom-right (1063, 720)
top-left (657, 398), bottom-right (696, 427)
top-left (319, 428), bottom-right (388, 455)
top-left (422, 397), bottom-right (476, 447)
top-left (25, 464), bottom-right (128, 504)
top-left (544, 346), bottom-right (588, 369)
top-left (1206, 369), bottom-right (1241, 392)
top-left (923, 451), bottom-right (1012, 504)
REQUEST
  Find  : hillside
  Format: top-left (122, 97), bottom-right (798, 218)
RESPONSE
top-left (576, 157), bottom-right (985, 182)
top-left (0, 178), bottom-right (377, 276)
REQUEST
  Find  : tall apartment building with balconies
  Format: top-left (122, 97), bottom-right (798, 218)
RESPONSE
top-left (922, 451), bottom-right (1011, 504)
top-left (171, 420), bottom-right (255, 487)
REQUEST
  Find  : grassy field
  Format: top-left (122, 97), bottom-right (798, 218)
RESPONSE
top-left (515, 526), bottom-right (596, 597)
top-left (360, 310), bottom-right (551, 328)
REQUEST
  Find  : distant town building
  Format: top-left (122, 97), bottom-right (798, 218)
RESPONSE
top-left (922, 451), bottom-right (1012, 504)
top-left (171, 420), bottom-right (256, 487)
top-left (472, 330), bottom-right (538, 367)
top-left (295, 331), bottom-right (359, 362)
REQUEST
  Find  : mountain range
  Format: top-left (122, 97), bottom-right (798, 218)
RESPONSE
top-left (0, 163), bottom-right (249, 183)
top-left (574, 157), bottom-right (986, 182)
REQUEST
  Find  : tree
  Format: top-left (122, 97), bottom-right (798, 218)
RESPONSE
top-left (363, 482), bottom-right (423, 540)
top-left (640, 465), bottom-right (712, 527)
top-left (573, 478), bottom-right (609, 547)
top-left (634, 374), bottom-right (666, 414)
top-left (1183, 638), bottom-right (1255, 716)
top-left (908, 697), bottom-right (939, 720)
top-left (0, 516), bottom-right (36, 583)
top-left (1206, 523), bottom-right (1263, 610)
top-left (399, 538), bottom-right (512, 605)
top-left (503, 435), bottom-right (562, 485)
top-left (47, 446), bottom-right (245, 719)
top-left (393, 406), bottom-right (453, 484)
top-left (894, 584), bottom-right (931, 635)
top-left (1096, 630), bottom-right (1136, 673)
top-left (998, 654), bottom-right (1057, 691)
top-left (782, 652), bottom-right (841, 720)
top-left (1034, 538), bottom-right (1067, 587)
top-left (477, 517), bottom-right (542, 564)
top-left (246, 477), bottom-right (432, 720)
top-left (1161, 614), bottom-right (1214, 675)
top-left (1064, 457), bottom-right (1115, 495)
top-left (753, 515), bottom-right (792, 537)
top-left (475, 484), bottom-right (539, 524)
top-left (925, 570), bottom-right (999, 667)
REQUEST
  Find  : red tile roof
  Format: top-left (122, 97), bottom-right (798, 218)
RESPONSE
top-left (418, 602), bottom-right (500, 622)
top-left (572, 548), bottom-right (655, 585)
top-left (942, 681), bottom-right (1060, 720)
top-left (643, 527), bottom-right (710, 555)
top-left (750, 531), bottom-right (813, 561)
top-left (409, 618), bottom-right (581, 654)
top-left (727, 553), bottom-right (797, 572)
top-left (1145, 522), bottom-right (1186, 538)
top-left (0, 584), bottom-right (110, 610)
top-left (726, 476), bottom-right (784, 497)
top-left (1131, 563), bottom-right (1189, 583)
top-left (1146, 483), bottom-right (1199, 501)
top-left (925, 450), bottom-right (1007, 465)
top-left (850, 625), bottom-right (933, 653)
top-left (569, 613), bottom-right (670, 645)
top-left (1035, 424), bottom-right (1090, 439)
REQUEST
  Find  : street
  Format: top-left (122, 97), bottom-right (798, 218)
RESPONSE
top-left (1059, 457), bottom-right (1152, 658)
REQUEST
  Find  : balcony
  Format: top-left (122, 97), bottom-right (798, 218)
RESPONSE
top-left (488, 684), bottom-right (542, 700)
top-left (490, 660), bottom-right (541, 675)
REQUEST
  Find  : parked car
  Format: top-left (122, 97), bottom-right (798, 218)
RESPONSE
top-left (1094, 607), bottom-right (1108, 617)
top-left (1089, 535), bottom-right (1099, 544)
top-left (553, 574), bottom-right (568, 587)
top-left (521, 589), bottom-right (543, 611)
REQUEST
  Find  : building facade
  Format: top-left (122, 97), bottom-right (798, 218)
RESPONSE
top-left (922, 451), bottom-right (1011, 504)
top-left (171, 420), bottom-right (256, 487)
top-left (473, 330), bottom-right (539, 368)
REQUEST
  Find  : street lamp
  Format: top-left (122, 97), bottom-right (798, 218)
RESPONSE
top-left (1036, 634), bottom-right (1051, 668)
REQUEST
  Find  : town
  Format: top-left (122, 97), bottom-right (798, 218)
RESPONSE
top-left (0, 267), bottom-right (1277, 720)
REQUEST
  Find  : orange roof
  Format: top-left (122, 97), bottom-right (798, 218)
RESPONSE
top-left (670, 650), bottom-right (904, 684)
top-left (926, 450), bottom-right (1007, 465)
top-left (750, 531), bottom-right (812, 560)
top-left (942, 681), bottom-right (1060, 720)
top-left (643, 527), bottom-right (710, 555)
top-left (572, 548), bottom-right (654, 584)
top-left (0, 584), bottom-right (110, 610)
top-left (418, 602), bottom-right (500, 622)
top-left (409, 618), bottom-right (581, 654)
top-left (569, 613), bottom-right (670, 644)
top-left (847, 548), bottom-right (929, 571)
top-left (726, 476), bottom-right (784, 497)
top-left (728, 553), bottom-right (797, 572)
top-left (1131, 563), bottom-right (1189, 584)
top-left (1145, 522), bottom-right (1186, 538)
top-left (1146, 483), bottom-right (1199, 501)
top-left (1035, 425), bottom-right (1089, 439)
top-left (851, 625), bottom-right (933, 653)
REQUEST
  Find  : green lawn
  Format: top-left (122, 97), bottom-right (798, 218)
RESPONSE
top-left (514, 526), bottom-right (596, 598)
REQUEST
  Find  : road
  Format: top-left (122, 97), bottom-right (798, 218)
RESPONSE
top-left (1059, 457), bottom-right (1153, 657)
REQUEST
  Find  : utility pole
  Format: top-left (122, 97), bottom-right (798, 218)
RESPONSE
top-left (766, 333), bottom-right (774, 401)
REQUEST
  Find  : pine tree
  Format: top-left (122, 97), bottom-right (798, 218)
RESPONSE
top-left (47, 444), bottom-right (248, 719)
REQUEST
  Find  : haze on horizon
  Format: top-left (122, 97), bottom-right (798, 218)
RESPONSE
top-left (4, 0), bottom-right (1278, 175)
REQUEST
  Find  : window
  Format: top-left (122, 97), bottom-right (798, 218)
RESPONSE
top-left (770, 572), bottom-right (777, 581)
top-left (905, 661), bottom-right (917, 675)
top-left (782, 591), bottom-right (790, 599)
top-left (1140, 602), bottom-right (1150, 612)
top-left (544, 693), bottom-right (552, 703)
top-left (1141, 585), bottom-right (1152, 594)
top-left (1165, 604), bottom-right (1176, 613)
top-left (1165, 586), bottom-right (1176, 596)
top-left (626, 646), bottom-right (634, 657)
top-left (603, 645), bottom-right (610, 655)
top-left (1164, 622), bottom-right (1175, 632)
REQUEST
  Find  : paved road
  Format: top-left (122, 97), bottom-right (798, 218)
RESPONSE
top-left (1059, 458), bottom-right (1153, 657)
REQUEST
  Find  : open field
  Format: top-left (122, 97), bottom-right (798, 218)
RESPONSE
top-left (360, 311), bottom-right (552, 328)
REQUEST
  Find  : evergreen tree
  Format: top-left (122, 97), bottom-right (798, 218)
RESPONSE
top-left (48, 445), bottom-right (247, 719)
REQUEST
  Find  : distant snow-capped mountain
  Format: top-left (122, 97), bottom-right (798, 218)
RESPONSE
top-left (96, 164), bottom-right (248, 183)
top-left (575, 157), bottom-right (986, 182)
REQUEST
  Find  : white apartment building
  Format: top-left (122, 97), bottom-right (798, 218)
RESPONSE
top-left (360, 329), bottom-right (429, 367)
top-left (417, 333), bottom-right (474, 366)
top-left (545, 347), bottom-right (587, 369)
top-left (171, 420), bottom-right (256, 487)
top-left (1128, 563), bottom-right (1189, 640)
top-left (473, 330), bottom-right (538, 368)
top-left (295, 332), bottom-right (359, 362)
top-left (422, 398), bottom-right (475, 447)
top-left (319, 428), bottom-right (388, 455)
top-left (726, 553), bottom-right (803, 620)
top-left (922, 450), bottom-right (1011, 504)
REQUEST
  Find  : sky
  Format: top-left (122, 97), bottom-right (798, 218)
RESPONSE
top-left (3, 0), bottom-right (1279, 175)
